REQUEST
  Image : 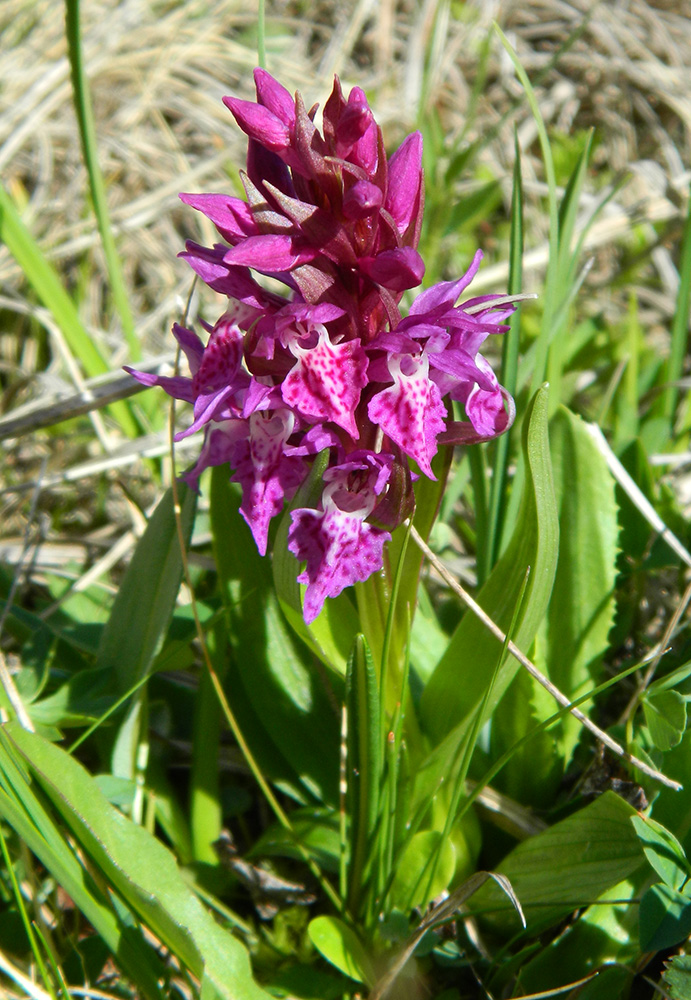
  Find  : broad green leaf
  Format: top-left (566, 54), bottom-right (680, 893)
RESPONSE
top-left (544, 408), bottom-right (618, 738)
top-left (559, 965), bottom-right (632, 1000)
top-left (308, 915), bottom-right (375, 985)
top-left (643, 689), bottom-right (687, 751)
top-left (469, 792), bottom-right (644, 934)
top-left (268, 963), bottom-right (349, 1000)
top-left (663, 953), bottom-right (691, 999)
top-left (346, 635), bottom-right (382, 916)
top-left (97, 485), bottom-right (196, 691)
top-left (0, 732), bottom-right (164, 1000)
top-left (632, 815), bottom-right (689, 890)
top-left (490, 669), bottom-right (561, 807)
top-left (384, 446), bottom-right (453, 693)
top-left (211, 468), bottom-right (341, 804)
top-left (419, 385), bottom-right (558, 742)
top-left (28, 668), bottom-right (112, 728)
top-left (491, 406), bottom-right (619, 804)
top-left (5, 724), bottom-right (270, 1000)
top-left (518, 879), bottom-right (639, 995)
top-left (98, 484), bottom-right (196, 779)
top-left (639, 882), bottom-right (691, 953)
top-left (389, 831), bottom-right (456, 913)
top-left (408, 583), bottom-right (449, 685)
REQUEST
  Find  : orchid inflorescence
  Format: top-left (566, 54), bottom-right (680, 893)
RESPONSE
top-left (127, 69), bottom-right (516, 623)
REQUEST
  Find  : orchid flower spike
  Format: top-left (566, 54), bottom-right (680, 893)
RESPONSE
top-left (128, 69), bottom-right (519, 622)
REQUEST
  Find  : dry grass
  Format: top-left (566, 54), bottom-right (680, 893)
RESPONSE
top-left (0, 0), bottom-right (690, 580)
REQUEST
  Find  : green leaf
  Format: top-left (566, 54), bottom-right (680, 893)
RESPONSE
top-left (544, 408), bottom-right (618, 727)
top-left (643, 689), bottom-right (688, 751)
top-left (97, 485), bottom-right (196, 692)
top-left (96, 484), bottom-right (196, 778)
top-left (469, 792), bottom-right (644, 934)
top-left (639, 882), bottom-right (691, 953)
top-left (663, 953), bottom-right (691, 999)
top-left (0, 734), bottom-right (164, 1000)
top-left (4, 724), bottom-right (270, 1000)
top-left (308, 916), bottom-right (374, 986)
top-left (389, 831), bottom-right (456, 913)
top-left (420, 385), bottom-right (558, 743)
top-left (648, 660), bottom-right (691, 695)
top-left (632, 815), bottom-right (690, 890)
top-left (64, 0), bottom-right (142, 366)
top-left (518, 879), bottom-right (639, 995)
top-left (346, 635), bottom-right (382, 915)
top-left (486, 128), bottom-right (523, 572)
top-left (491, 406), bottom-right (619, 804)
top-left (28, 668), bottom-right (112, 728)
top-left (268, 964), bottom-right (349, 1000)
top-left (490, 669), bottom-right (561, 807)
top-left (558, 965), bottom-right (632, 1000)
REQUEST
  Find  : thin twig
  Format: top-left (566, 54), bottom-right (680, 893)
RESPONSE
top-left (409, 524), bottom-right (682, 792)
top-left (585, 421), bottom-right (691, 569)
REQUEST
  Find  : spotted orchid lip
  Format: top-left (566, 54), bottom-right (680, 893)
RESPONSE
top-left (127, 69), bottom-right (517, 623)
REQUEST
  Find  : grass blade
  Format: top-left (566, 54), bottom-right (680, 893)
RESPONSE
top-left (493, 24), bottom-right (559, 399)
top-left (346, 635), bottom-right (382, 919)
top-left (668, 182), bottom-right (691, 436)
top-left (0, 183), bottom-right (140, 438)
top-left (64, 0), bottom-right (140, 364)
top-left (486, 128), bottom-right (523, 569)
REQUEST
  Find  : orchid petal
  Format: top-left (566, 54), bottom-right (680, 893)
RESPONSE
top-left (253, 68), bottom-right (295, 126)
top-left (368, 352), bottom-right (446, 478)
top-left (282, 327), bottom-right (368, 439)
top-left (222, 96), bottom-right (291, 152)
top-left (408, 249), bottom-right (483, 316)
top-left (223, 234), bottom-right (317, 271)
top-left (386, 131), bottom-right (423, 234)
top-left (179, 193), bottom-right (258, 243)
top-left (360, 247), bottom-right (425, 292)
top-left (289, 508), bottom-right (389, 623)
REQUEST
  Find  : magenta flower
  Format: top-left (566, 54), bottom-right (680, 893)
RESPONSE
top-left (128, 70), bottom-right (518, 622)
top-left (288, 452), bottom-right (393, 624)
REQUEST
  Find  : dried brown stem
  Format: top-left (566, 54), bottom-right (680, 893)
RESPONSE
top-left (410, 524), bottom-right (682, 793)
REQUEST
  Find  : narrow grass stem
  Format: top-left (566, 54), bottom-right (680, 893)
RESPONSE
top-left (190, 623), bottom-right (226, 863)
top-left (493, 25), bottom-right (560, 399)
top-left (667, 182), bottom-right (691, 434)
top-left (487, 130), bottom-right (523, 569)
top-left (0, 826), bottom-right (56, 999)
top-left (64, 0), bottom-right (141, 365)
